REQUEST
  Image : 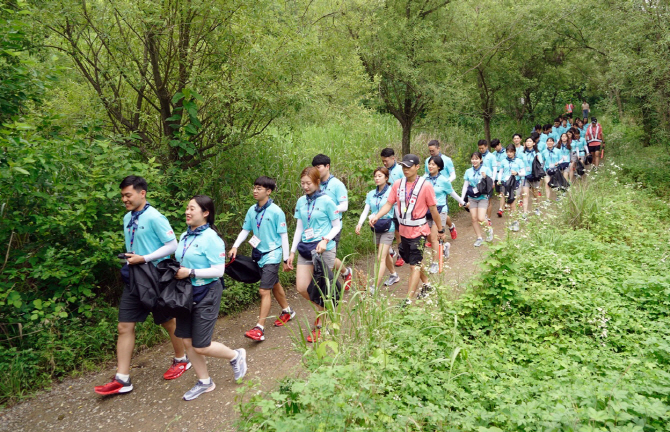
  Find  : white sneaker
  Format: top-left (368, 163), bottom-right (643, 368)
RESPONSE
top-left (511, 221), bottom-right (520, 231)
top-left (428, 262), bottom-right (439, 274)
top-left (384, 273), bottom-right (400, 286)
top-left (474, 238), bottom-right (483, 247)
top-left (443, 242), bottom-right (450, 259)
top-left (534, 208), bottom-right (541, 216)
top-left (486, 229), bottom-right (494, 242)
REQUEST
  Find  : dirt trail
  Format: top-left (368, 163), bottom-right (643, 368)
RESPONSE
top-left (1, 210), bottom-right (510, 432)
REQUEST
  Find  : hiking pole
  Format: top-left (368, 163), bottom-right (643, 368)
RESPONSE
top-left (438, 239), bottom-right (444, 274)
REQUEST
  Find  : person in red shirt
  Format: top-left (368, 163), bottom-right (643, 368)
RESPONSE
top-left (370, 154), bottom-right (446, 303)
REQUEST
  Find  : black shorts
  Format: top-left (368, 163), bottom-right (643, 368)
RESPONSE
top-left (175, 280), bottom-right (223, 348)
top-left (398, 235), bottom-right (426, 266)
top-left (333, 230), bottom-right (342, 248)
top-left (118, 282), bottom-right (172, 325)
top-left (259, 263), bottom-right (280, 289)
top-left (588, 144), bottom-right (601, 153)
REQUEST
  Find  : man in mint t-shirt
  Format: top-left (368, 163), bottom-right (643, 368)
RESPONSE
top-left (312, 154), bottom-right (353, 289)
top-left (94, 176), bottom-right (187, 396)
top-left (230, 176), bottom-right (295, 342)
top-left (380, 147), bottom-right (405, 267)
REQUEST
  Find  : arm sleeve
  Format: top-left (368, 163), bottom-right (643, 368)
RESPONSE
top-left (193, 263), bottom-right (226, 279)
top-left (446, 159), bottom-right (456, 183)
top-left (448, 170), bottom-right (456, 183)
top-left (232, 229), bottom-right (250, 248)
top-left (450, 191), bottom-right (465, 206)
top-left (142, 239), bottom-right (178, 263)
top-left (281, 232), bottom-right (290, 262)
top-left (324, 218), bottom-right (342, 241)
top-left (337, 200), bottom-right (348, 213)
top-left (357, 204), bottom-right (371, 227)
top-left (290, 219), bottom-right (304, 253)
top-left (461, 181), bottom-right (470, 201)
top-left (585, 145), bottom-right (590, 155)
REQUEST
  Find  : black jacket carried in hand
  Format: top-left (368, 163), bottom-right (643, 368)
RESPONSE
top-left (504, 175), bottom-right (519, 204)
top-left (225, 255), bottom-right (261, 284)
top-left (155, 259), bottom-right (193, 319)
top-left (531, 156), bottom-right (546, 181)
top-left (128, 262), bottom-right (161, 309)
top-left (548, 169), bottom-right (570, 190)
top-left (307, 251), bottom-right (342, 308)
top-left (575, 159), bottom-right (585, 176)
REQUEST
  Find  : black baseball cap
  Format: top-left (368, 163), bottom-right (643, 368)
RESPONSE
top-left (399, 154), bottom-right (420, 167)
top-left (591, 117), bottom-right (597, 124)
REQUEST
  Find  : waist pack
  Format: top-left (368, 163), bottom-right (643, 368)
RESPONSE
top-left (252, 246), bottom-right (281, 263)
top-left (370, 218), bottom-right (393, 233)
top-left (425, 205), bottom-right (445, 220)
top-left (297, 241), bottom-right (319, 260)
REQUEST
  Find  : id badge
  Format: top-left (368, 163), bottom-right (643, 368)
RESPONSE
top-left (304, 228), bottom-right (315, 239)
top-left (248, 235), bottom-right (261, 248)
top-left (472, 187), bottom-right (479, 194)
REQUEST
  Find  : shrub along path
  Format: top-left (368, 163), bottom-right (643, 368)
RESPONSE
top-left (0, 210), bottom-right (508, 431)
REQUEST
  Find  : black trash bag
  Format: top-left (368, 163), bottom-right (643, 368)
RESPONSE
top-left (225, 255), bottom-right (261, 284)
top-left (155, 259), bottom-right (193, 319)
top-left (548, 169), bottom-right (570, 190)
top-left (531, 156), bottom-right (546, 181)
top-left (128, 262), bottom-right (161, 309)
top-left (466, 176), bottom-right (493, 198)
top-left (307, 251), bottom-right (342, 308)
top-left (585, 154), bottom-right (593, 166)
top-left (504, 175), bottom-right (519, 204)
top-left (575, 159), bottom-right (585, 176)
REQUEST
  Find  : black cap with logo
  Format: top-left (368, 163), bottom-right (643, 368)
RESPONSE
top-left (399, 154), bottom-right (420, 167)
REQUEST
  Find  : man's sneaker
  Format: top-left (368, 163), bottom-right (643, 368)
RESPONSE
top-left (511, 221), bottom-right (520, 232)
top-left (94, 376), bottom-right (133, 395)
top-left (163, 357), bottom-right (192, 380)
top-left (384, 273), bottom-right (400, 286)
top-left (425, 241), bottom-right (432, 248)
top-left (306, 327), bottom-right (321, 343)
top-left (343, 267), bottom-right (353, 291)
top-left (244, 326), bottom-right (265, 341)
top-left (474, 238), bottom-right (483, 247)
top-left (534, 208), bottom-right (541, 216)
top-left (538, 192), bottom-right (542, 197)
top-left (389, 247), bottom-right (395, 256)
top-left (449, 224), bottom-right (457, 240)
top-left (486, 229), bottom-right (494, 242)
top-left (497, 209), bottom-right (503, 218)
top-left (183, 380), bottom-right (216, 401)
top-left (395, 256), bottom-right (405, 267)
top-left (487, 218), bottom-right (492, 227)
top-left (230, 348), bottom-right (247, 381)
top-left (418, 283), bottom-right (434, 299)
top-left (444, 242), bottom-right (451, 259)
top-left (274, 309), bottom-right (296, 327)
top-left (428, 262), bottom-right (439, 274)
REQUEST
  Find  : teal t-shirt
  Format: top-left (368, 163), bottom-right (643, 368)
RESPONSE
top-left (521, 149), bottom-right (537, 178)
top-left (481, 151), bottom-right (496, 177)
top-left (464, 166), bottom-right (487, 201)
top-left (572, 137), bottom-right (588, 157)
top-left (500, 157), bottom-right (525, 182)
top-left (320, 176), bottom-right (348, 220)
top-left (241, 201), bottom-right (287, 267)
top-left (176, 227), bottom-right (226, 286)
top-left (388, 163), bottom-right (404, 184)
top-left (540, 147), bottom-right (563, 170)
top-left (294, 194), bottom-right (338, 250)
top-left (365, 186), bottom-right (395, 233)
top-left (424, 153), bottom-right (455, 180)
top-left (123, 206), bottom-right (176, 263)
top-left (423, 174), bottom-right (454, 207)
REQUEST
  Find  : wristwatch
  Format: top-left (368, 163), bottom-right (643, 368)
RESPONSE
top-left (437, 229), bottom-right (445, 234)
top-left (189, 269), bottom-right (196, 278)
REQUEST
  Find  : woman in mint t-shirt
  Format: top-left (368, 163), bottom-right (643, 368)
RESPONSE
top-left (175, 195), bottom-right (247, 400)
top-left (460, 152), bottom-right (492, 247)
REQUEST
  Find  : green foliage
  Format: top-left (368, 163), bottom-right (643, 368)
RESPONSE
top-left (239, 159), bottom-right (670, 431)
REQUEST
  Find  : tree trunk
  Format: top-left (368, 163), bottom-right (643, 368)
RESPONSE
top-left (401, 121), bottom-right (412, 156)
top-left (483, 115), bottom-right (491, 145)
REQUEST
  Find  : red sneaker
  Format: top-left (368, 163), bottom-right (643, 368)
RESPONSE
top-left (449, 225), bottom-right (457, 240)
top-left (395, 256), bottom-right (405, 267)
top-left (497, 209), bottom-right (503, 218)
top-left (94, 377), bottom-right (133, 395)
top-left (487, 218), bottom-right (492, 226)
top-left (538, 192), bottom-right (542, 197)
top-left (163, 358), bottom-right (192, 380)
top-left (343, 267), bottom-right (352, 291)
top-left (244, 326), bottom-right (265, 341)
top-left (306, 328), bottom-right (321, 343)
top-left (274, 309), bottom-right (296, 327)
top-left (425, 242), bottom-right (432, 248)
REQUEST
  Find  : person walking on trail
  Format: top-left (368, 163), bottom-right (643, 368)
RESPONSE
top-left (460, 152), bottom-right (493, 247)
top-left (229, 176), bottom-right (295, 342)
top-left (423, 155), bottom-right (464, 273)
top-left (520, 137), bottom-right (541, 217)
top-left (424, 140), bottom-right (456, 182)
top-left (370, 154), bottom-right (446, 304)
top-left (491, 138), bottom-right (507, 219)
top-left (565, 102), bottom-right (574, 118)
top-left (311, 154), bottom-right (353, 289)
top-left (380, 148), bottom-right (405, 268)
top-left (94, 176), bottom-right (186, 396)
top-left (288, 167), bottom-right (342, 343)
top-left (497, 145), bottom-right (526, 232)
top-left (175, 195), bottom-right (247, 401)
top-left (477, 140), bottom-right (497, 234)
top-left (582, 100), bottom-right (590, 120)
top-left (570, 129), bottom-right (589, 182)
top-left (539, 137), bottom-right (564, 200)
top-left (585, 117), bottom-right (604, 168)
top-left (355, 167), bottom-right (400, 292)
